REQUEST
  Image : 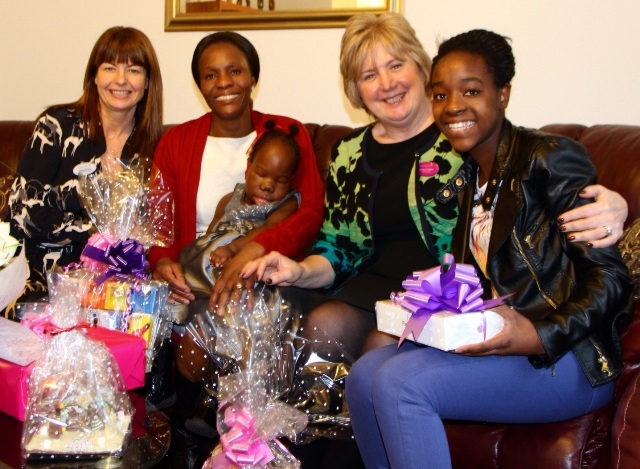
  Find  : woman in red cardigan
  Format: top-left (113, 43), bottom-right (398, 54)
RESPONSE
top-left (148, 32), bottom-right (324, 467)
top-left (149, 32), bottom-right (324, 315)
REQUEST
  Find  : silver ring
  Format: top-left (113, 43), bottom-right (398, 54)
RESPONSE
top-left (603, 225), bottom-right (612, 236)
top-left (234, 283), bottom-right (243, 289)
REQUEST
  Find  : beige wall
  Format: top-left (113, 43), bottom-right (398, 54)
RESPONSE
top-left (1, 1), bottom-right (638, 128)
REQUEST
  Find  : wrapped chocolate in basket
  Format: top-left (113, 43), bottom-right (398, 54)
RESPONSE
top-left (48, 164), bottom-right (175, 371)
top-left (187, 285), bottom-right (308, 468)
top-left (21, 329), bottom-right (134, 461)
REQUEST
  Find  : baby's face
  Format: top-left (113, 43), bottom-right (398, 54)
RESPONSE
top-left (244, 140), bottom-right (296, 205)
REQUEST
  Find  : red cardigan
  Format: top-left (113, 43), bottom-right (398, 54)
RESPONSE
top-left (148, 111), bottom-right (324, 268)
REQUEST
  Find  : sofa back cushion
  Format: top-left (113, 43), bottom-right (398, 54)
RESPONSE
top-left (304, 123), bottom-right (354, 182)
top-left (0, 121), bottom-right (33, 179)
top-left (541, 124), bottom-right (640, 227)
top-left (2, 121), bottom-right (638, 229)
top-left (0, 121), bottom-right (32, 221)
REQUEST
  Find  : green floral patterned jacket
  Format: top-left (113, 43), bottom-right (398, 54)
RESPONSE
top-left (311, 124), bottom-right (465, 287)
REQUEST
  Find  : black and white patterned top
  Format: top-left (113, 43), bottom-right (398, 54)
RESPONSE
top-left (8, 106), bottom-right (135, 299)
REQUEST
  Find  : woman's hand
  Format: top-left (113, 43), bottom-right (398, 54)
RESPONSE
top-left (454, 305), bottom-right (545, 356)
top-left (209, 241), bottom-right (265, 316)
top-left (240, 251), bottom-right (304, 287)
top-left (152, 257), bottom-right (195, 304)
top-left (558, 184), bottom-right (628, 248)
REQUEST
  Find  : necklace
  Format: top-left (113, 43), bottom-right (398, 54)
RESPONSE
top-left (105, 133), bottom-right (129, 157)
top-left (103, 130), bottom-right (131, 173)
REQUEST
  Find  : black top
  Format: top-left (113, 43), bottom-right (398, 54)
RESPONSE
top-left (332, 125), bottom-right (439, 312)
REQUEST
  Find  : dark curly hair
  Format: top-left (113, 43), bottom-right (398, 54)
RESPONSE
top-left (191, 31), bottom-right (260, 87)
top-left (249, 120), bottom-right (301, 171)
top-left (432, 29), bottom-right (515, 89)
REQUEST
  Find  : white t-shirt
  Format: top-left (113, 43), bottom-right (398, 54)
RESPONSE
top-left (195, 132), bottom-right (256, 235)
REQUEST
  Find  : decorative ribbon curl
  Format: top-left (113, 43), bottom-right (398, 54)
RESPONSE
top-left (391, 253), bottom-right (510, 347)
top-left (80, 233), bottom-right (149, 285)
top-left (21, 310), bottom-right (92, 340)
top-left (211, 405), bottom-right (276, 468)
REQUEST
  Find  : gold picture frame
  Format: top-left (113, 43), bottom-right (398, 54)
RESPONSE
top-left (165, 0), bottom-right (403, 32)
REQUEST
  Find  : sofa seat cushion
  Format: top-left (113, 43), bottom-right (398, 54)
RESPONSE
top-left (445, 405), bottom-right (613, 469)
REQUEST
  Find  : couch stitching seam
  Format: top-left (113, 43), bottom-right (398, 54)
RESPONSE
top-left (614, 373), bottom-right (639, 468)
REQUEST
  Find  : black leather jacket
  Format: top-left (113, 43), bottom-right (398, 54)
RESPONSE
top-left (440, 120), bottom-right (633, 387)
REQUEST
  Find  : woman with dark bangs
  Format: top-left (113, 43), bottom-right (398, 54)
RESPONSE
top-left (9, 26), bottom-right (163, 300)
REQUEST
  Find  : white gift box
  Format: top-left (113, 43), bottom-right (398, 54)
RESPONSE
top-left (376, 300), bottom-right (504, 351)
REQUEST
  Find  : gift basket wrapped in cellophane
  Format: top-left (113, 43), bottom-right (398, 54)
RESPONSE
top-left (20, 327), bottom-right (134, 462)
top-left (186, 285), bottom-right (356, 466)
top-left (187, 284), bottom-right (309, 468)
top-left (48, 163), bottom-right (174, 371)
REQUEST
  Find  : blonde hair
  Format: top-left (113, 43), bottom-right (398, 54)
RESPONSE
top-left (340, 12), bottom-right (432, 114)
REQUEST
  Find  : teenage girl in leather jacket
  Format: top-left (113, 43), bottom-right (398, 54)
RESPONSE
top-left (344, 28), bottom-right (633, 469)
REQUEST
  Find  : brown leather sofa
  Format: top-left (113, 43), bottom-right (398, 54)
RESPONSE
top-left (1, 120), bottom-right (639, 468)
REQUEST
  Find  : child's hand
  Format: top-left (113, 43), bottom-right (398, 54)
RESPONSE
top-left (210, 245), bottom-right (234, 267)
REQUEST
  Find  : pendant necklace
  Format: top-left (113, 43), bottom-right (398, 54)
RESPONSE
top-left (103, 129), bottom-right (131, 173)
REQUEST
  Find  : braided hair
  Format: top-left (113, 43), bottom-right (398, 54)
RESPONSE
top-left (249, 119), bottom-right (301, 172)
top-left (432, 29), bottom-right (515, 89)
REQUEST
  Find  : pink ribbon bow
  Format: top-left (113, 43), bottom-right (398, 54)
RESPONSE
top-left (391, 253), bottom-right (510, 346)
top-left (20, 310), bottom-right (92, 340)
top-left (212, 405), bottom-right (276, 468)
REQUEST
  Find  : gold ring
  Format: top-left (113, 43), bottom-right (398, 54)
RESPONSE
top-left (235, 283), bottom-right (243, 289)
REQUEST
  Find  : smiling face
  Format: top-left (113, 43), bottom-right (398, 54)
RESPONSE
top-left (357, 44), bottom-right (431, 138)
top-left (94, 62), bottom-right (148, 115)
top-left (431, 51), bottom-right (510, 163)
top-left (244, 140), bottom-right (297, 206)
top-left (197, 42), bottom-right (255, 129)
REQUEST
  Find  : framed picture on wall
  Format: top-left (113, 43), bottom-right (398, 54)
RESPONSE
top-left (165, 0), bottom-right (403, 31)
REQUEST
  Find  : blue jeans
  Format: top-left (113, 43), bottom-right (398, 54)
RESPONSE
top-left (346, 342), bottom-right (613, 469)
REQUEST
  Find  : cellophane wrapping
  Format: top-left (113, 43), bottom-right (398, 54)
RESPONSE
top-left (281, 329), bottom-right (354, 444)
top-left (21, 329), bottom-right (133, 461)
top-left (78, 164), bottom-right (173, 248)
top-left (188, 285), bottom-right (308, 468)
top-left (46, 269), bottom-right (171, 373)
top-left (57, 163), bottom-right (176, 371)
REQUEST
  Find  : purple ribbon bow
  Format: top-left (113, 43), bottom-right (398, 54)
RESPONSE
top-left (391, 253), bottom-right (509, 347)
top-left (81, 237), bottom-right (149, 285)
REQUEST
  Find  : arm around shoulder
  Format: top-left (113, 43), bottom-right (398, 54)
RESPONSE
top-left (558, 185), bottom-right (628, 247)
